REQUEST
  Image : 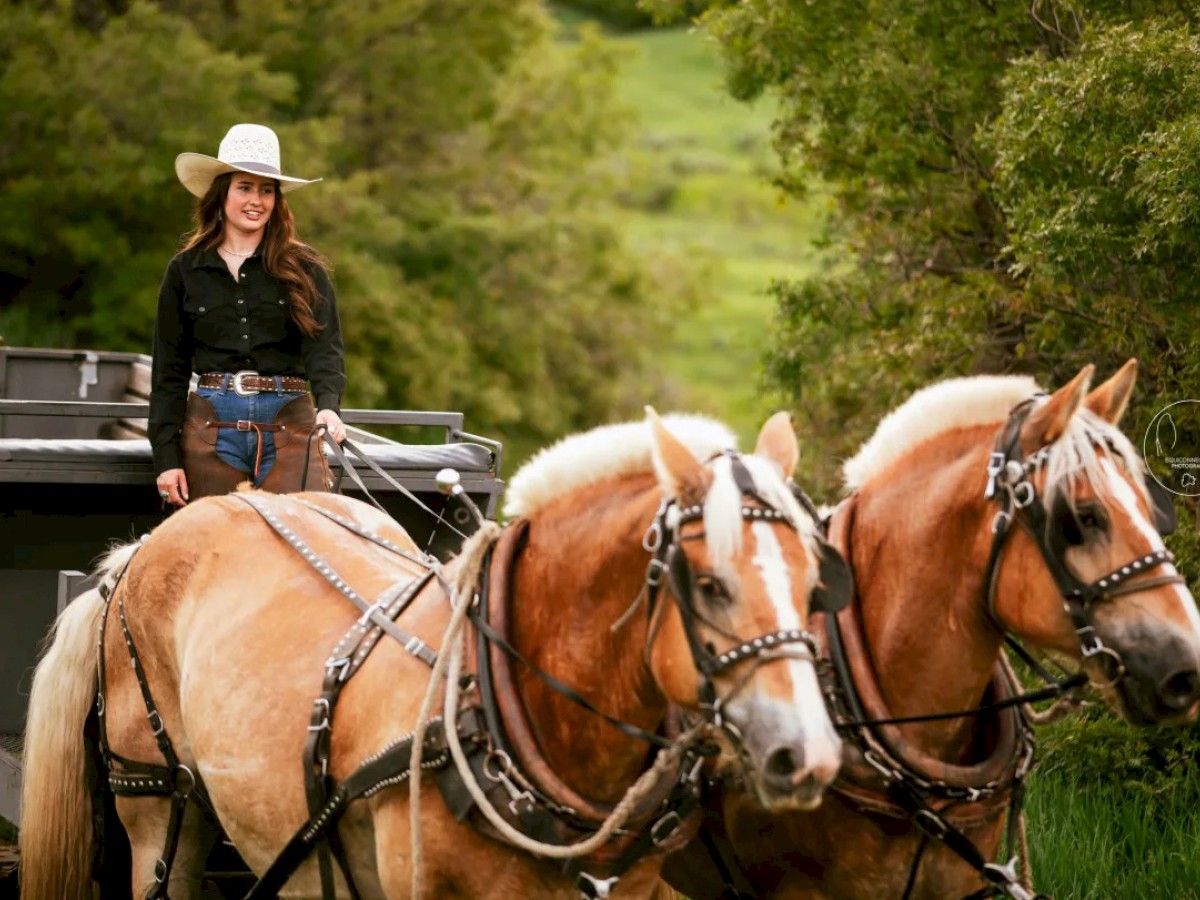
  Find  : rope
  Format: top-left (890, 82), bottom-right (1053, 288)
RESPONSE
top-left (408, 522), bottom-right (503, 899)
top-left (1000, 653), bottom-right (1090, 725)
top-left (1017, 810), bottom-right (1034, 894)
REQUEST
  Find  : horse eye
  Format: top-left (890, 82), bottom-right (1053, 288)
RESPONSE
top-left (694, 575), bottom-right (729, 604)
top-left (1062, 505), bottom-right (1107, 545)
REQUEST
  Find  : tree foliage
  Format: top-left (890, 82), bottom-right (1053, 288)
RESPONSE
top-left (668, 0), bottom-right (1200, 785)
top-left (0, 0), bottom-right (690, 464)
top-left (666, 2), bottom-right (1200, 524)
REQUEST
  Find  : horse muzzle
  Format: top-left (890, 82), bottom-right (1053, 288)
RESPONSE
top-left (1101, 623), bottom-right (1200, 726)
top-left (722, 695), bottom-right (843, 812)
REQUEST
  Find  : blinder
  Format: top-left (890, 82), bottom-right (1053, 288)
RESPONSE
top-left (1146, 477), bottom-right (1178, 536)
top-left (812, 540), bottom-right (852, 614)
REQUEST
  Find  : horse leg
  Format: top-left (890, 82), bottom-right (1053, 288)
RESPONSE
top-left (117, 795), bottom-right (221, 899)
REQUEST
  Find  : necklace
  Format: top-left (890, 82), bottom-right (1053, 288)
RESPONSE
top-left (219, 245), bottom-right (257, 258)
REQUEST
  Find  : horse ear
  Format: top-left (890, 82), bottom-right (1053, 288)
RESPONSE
top-left (753, 411), bottom-right (799, 481)
top-left (1084, 358), bottom-right (1138, 425)
top-left (1022, 364), bottom-right (1094, 450)
top-left (646, 407), bottom-right (708, 500)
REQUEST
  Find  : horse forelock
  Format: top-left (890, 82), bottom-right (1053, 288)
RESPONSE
top-left (1037, 407), bottom-right (1149, 519)
top-left (503, 414), bottom-right (737, 518)
top-left (844, 375), bottom-right (1041, 490)
top-left (704, 455), bottom-right (820, 585)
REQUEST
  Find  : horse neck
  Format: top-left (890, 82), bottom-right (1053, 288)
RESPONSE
top-left (511, 475), bottom-right (668, 804)
top-left (850, 437), bottom-right (1004, 762)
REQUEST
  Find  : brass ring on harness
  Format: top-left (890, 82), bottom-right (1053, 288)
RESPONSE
top-left (482, 748), bottom-right (514, 782)
top-left (173, 763), bottom-right (196, 796)
top-left (1082, 644), bottom-right (1126, 690)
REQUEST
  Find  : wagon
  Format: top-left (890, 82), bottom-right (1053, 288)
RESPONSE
top-left (0, 345), bottom-right (505, 840)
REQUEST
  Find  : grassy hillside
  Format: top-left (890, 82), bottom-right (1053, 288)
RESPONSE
top-left (556, 8), bottom-right (831, 446)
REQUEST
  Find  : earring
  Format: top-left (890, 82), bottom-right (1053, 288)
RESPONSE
top-left (217, 209), bottom-right (223, 223)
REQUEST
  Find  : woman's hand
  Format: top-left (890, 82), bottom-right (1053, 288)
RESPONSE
top-left (156, 468), bottom-right (189, 507)
top-left (316, 408), bottom-right (346, 443)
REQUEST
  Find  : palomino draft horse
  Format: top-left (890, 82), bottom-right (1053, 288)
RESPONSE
top-left (20, 410), bottom-right (845, 899)
top-left (664, 361), bottom-right (1200, 899)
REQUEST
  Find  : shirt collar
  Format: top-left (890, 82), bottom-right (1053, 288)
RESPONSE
top-left (187, 244), bottom-right (262, 271)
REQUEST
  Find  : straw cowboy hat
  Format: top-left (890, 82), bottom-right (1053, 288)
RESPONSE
top-left (175, 123), bottom-right (321, 198)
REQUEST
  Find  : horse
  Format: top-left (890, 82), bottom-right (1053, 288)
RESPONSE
top-left (662, 361), bottom-right (1200, 899)
top-left (19, 409), bottom-right (846, 899)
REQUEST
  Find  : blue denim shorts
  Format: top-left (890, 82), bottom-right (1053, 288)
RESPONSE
top-left (196, 383), bottom-right (298, 485)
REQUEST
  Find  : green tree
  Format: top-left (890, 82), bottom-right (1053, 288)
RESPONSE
top-left (0, 0), bottom-right (693, 465)
top-left (659, 0), bottom-right (1200, 513)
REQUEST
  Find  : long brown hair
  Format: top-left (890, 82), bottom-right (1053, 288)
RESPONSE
top-left (182, 172), bottom-right (327, 336)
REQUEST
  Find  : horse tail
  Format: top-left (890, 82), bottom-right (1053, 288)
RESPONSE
top-left (19, 540), bottom-right (139, 900)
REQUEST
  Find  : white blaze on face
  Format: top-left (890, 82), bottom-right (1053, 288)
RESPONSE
top-left (750, 522), bottom-right (840, 749)
top-left (1100, 459), bottom-right (1200, 639)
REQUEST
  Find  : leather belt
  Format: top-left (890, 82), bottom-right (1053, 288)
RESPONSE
top-left (199, 371), bottom-right (308, 397)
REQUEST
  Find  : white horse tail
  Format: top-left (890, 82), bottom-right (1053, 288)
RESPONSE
top-left (20, 540), bottom-right (140, 900)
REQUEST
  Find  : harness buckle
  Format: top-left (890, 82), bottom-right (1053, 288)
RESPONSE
top-left (153, 857), bottom-right (168, 883)
top-left (232, 370), bottom-right (261, 397)
top-left (642, 501), bottom-right (671, 551)
top-left (863, 749), bottom-right (900, 783)
top-left (645, 557), bottom-right (666, 588)
top-left (985, 452), bottom-right (1007, 499)
top-left (326, 656), bottom-right (352, 683)
top-left (577, 872), bottom-right (620, 899)
top-left (912, 808), bottom-right (949, 840)
top-left (650, 810), bottom-right (684, 847)
top-left (147, 709), bottom-right (165, 736)
top-left (1076, 626), bottom-right (1103, 657)
top-left (1013, 481), bottom-right (1035, 509)
top-left (173, 764), bottom-right (196, 797)
top-left (982, 857), bottom-right (1033, 899)
top-left (308, 698), bottom-right (331, 733)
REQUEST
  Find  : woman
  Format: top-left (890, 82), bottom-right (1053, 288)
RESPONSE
top-left (150, 123), bottom-right (346, 507)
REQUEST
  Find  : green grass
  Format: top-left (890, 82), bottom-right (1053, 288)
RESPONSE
top-left (556, 9), bottom-right (832, 445)
top-left (1026, 772), bottom-right (1200, 899)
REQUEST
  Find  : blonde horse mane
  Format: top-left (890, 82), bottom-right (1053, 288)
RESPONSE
top-left (844, 374), bottom-right (1148, 513)
top-left (503, 414), bottom-right (737, 518)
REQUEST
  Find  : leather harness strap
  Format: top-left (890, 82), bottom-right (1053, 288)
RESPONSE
top-left (97, 545), bottom-right (208, 900)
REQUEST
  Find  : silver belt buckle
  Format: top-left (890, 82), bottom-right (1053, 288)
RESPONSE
top-left (231, 370), bottom-right (260, 397)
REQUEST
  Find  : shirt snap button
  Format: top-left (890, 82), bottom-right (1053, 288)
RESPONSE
top-left (198, 306), bottom-right (205, 313)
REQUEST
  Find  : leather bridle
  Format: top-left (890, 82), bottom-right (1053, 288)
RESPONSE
top-left (642, 450), bottom-right (850, 742)
top-left (981, 396), bottom-right (1185, 686)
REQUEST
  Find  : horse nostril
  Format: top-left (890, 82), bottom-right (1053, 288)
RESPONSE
top-left (1161, 668), bottom-right (1200, 710)
top-left (765, 745), bottom-right (803, 780)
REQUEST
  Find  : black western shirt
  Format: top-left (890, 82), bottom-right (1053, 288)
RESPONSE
top-left (149, 244), bottom-right (345, 473)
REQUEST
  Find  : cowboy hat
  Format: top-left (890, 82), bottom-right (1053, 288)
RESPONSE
top-left (175, 123), bottom-right (321, 198)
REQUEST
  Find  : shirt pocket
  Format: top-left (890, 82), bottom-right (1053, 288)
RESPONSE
top-left (257, 285), bottom-right (293, 344)
top-left (183, 293), bottom-right (238, 351)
